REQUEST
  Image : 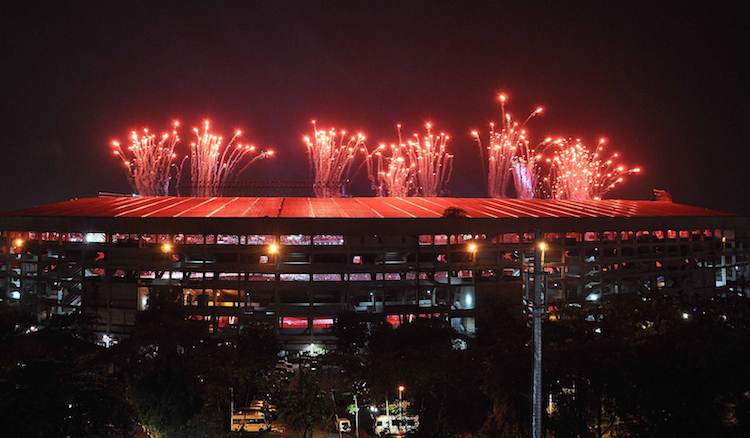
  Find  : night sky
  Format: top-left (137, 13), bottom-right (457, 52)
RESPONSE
top-left (1, 2), bottom-right (748, 214)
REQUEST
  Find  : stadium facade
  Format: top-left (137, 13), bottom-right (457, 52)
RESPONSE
top-left (1, 196), bottom-right (748, 349)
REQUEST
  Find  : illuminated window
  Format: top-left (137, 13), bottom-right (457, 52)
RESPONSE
top-left (84, 232), bottom-right (106, 243)
top-left (246, 234), bottom-right (274, 245)
top-left (434, 234), bottom-right (448, 245)
top-left (281, 234), bottom-right (311, 245)
top-left (502, 268), bottom-right (520, 278)
top-left (458, 270), bottom-right (473, 279)
top-left (85, 268), bottom-right (105, 277)
top-left (348, 273), bottom-right (371, 281)
top-left (312, 318), bottom-right (334, 329)
top-left (205, 235), bottom-right (216, 245)
top-left (281, 317), bottom-right (308, 329)
top-left (65, 233), bottom-right (84, 243)
top-left (386, 315), bottom-right (402, 327)
top-left (157, 234), bottom-right (171, 243)
top-left (280, 273), bottom-right (310, 281)
top-left (418, 235), bottom-right (433, 245)
top-left (352, 255), bottom-right (363, 265)
top-left (139, 271), bottom-right (156, 279)
top-left (313, 235), bottom-right (344, 246)
top-left (502, 233), bottom-right (520, 244)
top-left (139, 234), bottom-right (156, 244)
top-left (450, 234), bottom-right (472, 245)
top-left (41, 232), bottom-right (60, 241)
top-left (248, 273), bottom-right (275, 281)
top-left (217, 235), bottom-right (239, 245)
top-left (480, 269), bottom-right (497, 279)
top-left (434, 271), bottom-right (448, 280)
top-left (186, 234), bottom-right (204, 244)
top-left (313, 273), bottom-right (342, 281)
top-left (259, 255), bottom-right (269, 264)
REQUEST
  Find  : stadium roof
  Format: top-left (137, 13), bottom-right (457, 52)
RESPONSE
top-left (1, 196), bottom-right (733, 219)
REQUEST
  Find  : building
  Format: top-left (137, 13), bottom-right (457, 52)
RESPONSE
top-left (1, 196), bottom-right (748, 350)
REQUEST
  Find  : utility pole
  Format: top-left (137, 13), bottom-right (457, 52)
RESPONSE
top-left (229, 386), bottom-right (234, 432)
top-left (532, 235), bottom-right (546, 438)
top-left (353, 393), bottom-right (360, 438)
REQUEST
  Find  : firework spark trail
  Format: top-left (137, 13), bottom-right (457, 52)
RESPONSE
top-left (406, 123), bottom-right (453, 196)
top-left (364, 124), bottom-right (416, 196)
top-left (111, 122), bottom-right (183, 196)
top-left (544, 138), bottom-right (641, 200)
top-left (472, 93), bottom-right (545, 198)
top-left (190, 120), bottom-right (273, 196)
top-left (304, 120), bottom-right (366, 197)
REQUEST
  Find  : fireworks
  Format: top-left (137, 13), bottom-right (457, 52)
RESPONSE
top-left (304, 120), bottom-right (366, 197)
top-left (365, 125), bottom-right (416, 196)
top-left (408, 123), bottom-right (454, 196)
top-left (111, 122), bottom-right (183, 196)
top-left (190, 120), bottom-right (273, 197)
top-left (472, 93), bottom-right (546, 198)
top-left (544, 137), bottom-right (641, 200)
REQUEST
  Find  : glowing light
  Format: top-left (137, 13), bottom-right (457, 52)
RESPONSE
top-left (190, 120), bottom-right (273, 196)
top-left (268, 243), bottom-right (279, 255)
top-left (398, 385), bottom-right (405, 392)
top-left (369, 123), bottom-right (453, 196)
top-left (364, 125), bottom-right (418, 197)
top-left (12, 238), bottom-right (24, 248)
top-left (160, 242), bottom-right (173, 253)
top-left (543, 138), bottom-right (641, 200)
top-left (537, 241), bottom-right (547, 252)
top-left (305, 121), bottom-right (366, 197)
top-left (467, 242), bottom-right (478, 253)
top-left (111, 121), bottom-right (183, 196)
top-left (473, 93), bottom-right (548, 198)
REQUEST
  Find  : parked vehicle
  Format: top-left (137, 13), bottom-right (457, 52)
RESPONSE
top-left (337, 417), bottom-right (352, 433)
top-left (374, 414), bottom-right (419, 436)
top-left (231, 409), bottom-right (270, 433)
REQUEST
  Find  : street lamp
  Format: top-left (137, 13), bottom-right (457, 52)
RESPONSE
top-left (537, 241), bottom-right (547, 265)
top-left (397, 385), bottom-right (405, 423)
top-left (12, 237), bottom-right (24, 249)
top-left (531, 238), bottom-right (547, 438)
top-left (160, 242), bottom-right (173, 254)
top-left (268, 242), bottom-right (280, 255)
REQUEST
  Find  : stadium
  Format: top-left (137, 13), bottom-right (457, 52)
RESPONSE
top-left (1, 195), bottom-right (748, 350)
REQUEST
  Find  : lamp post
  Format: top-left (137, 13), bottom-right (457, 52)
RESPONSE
top-left (353, 393), bottom-right (360, 438)
top-left (532, 238), bottom-right (547, 438)
top-left (397, 385), bottom-right (405, 425)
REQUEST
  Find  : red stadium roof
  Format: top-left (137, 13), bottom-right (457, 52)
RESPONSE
top-left (2, 196), bottom-right (732, 219)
